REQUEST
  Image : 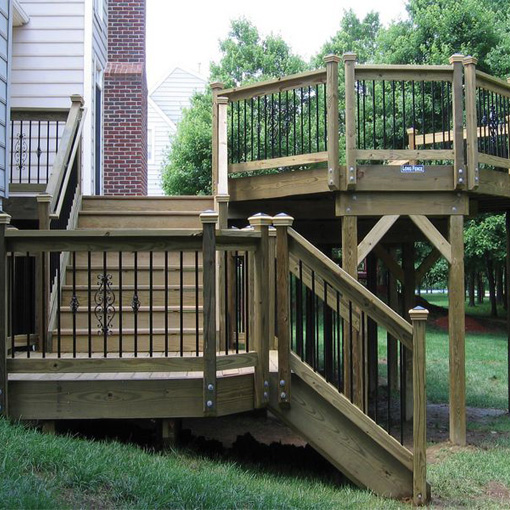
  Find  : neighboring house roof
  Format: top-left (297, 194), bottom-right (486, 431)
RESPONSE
top-left (149, 66), bottom-right (207, 125)
top-left (148, 97), bottom-right (177, 132)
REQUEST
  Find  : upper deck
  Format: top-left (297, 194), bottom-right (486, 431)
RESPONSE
top-left (212, 54), bottom-right (510, 218)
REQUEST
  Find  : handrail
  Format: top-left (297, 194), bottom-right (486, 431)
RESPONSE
top-left (49, 106), bottom-right (87, 220)
top-left (46, 95), bottom-right (85, 215)
top-left (220, 68), bottom-right (327, 102)
top-left (355, 64), bottom-right (454, 82)
top-left (288, 228), bottom-right (413, 348)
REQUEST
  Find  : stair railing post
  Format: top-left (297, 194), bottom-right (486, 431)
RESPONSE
top-left (343, 52), bottom-right (357, 190)
top-left (36, 194), bottom-right (51, 352)
top-left (200, 210), bottom-right (219, 416)
top-left (210, 82), bottom-right (224, 198)
top-left (273, 213), bottom-right (294, 408)
top-left (216, 96), bottom-right (230, 228)
top-left (324, 55), bottom-right (341, 190)
top-left (450, 54), bottom-right (466, 190)
top-left (249, 213), bottom-right (272, 408)
top-left (463, 56), bottom-right (479, 190)
top-left (410, 306), bottom-right (429, 507)
top-left (0, 212), bottom-right (11, 417)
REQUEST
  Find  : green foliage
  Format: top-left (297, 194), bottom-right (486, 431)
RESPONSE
top-left (465, 214), bottom-right (506, 267)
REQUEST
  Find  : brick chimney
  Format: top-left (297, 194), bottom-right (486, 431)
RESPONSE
top-left (103, 0), bottom-right (148, 195)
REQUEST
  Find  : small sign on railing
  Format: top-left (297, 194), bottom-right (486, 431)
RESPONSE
top-left (401, 164), bottom-right (425, 174)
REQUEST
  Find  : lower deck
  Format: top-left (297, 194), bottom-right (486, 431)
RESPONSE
top-left (7, 351), bottom-right (275, 421)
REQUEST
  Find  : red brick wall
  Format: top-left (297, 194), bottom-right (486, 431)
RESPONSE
top-left (103, 0), bottom-right (147, 196)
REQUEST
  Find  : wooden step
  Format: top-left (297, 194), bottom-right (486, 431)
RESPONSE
top-left (81, 196), bottom-right (214, 212)
top-left (78, 211), bottom-right (204, 229)
top-left (50, 329), bottom-right (203, 354)
top-left (61, 285), bottom-right (203, 307)
top-left (66, 265), bottom-right (202, 286)
top-left (58, 306), bottom-right (202, 330)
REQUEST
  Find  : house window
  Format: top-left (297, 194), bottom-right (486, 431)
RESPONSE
top-left (148, 129), bottom-right (154, 163)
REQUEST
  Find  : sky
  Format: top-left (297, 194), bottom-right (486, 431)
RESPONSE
top-left (146, 0), bottom-right (408, 89)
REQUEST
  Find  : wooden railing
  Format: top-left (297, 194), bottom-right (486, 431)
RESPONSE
top-left (273, 216), bottom-right (429, 506)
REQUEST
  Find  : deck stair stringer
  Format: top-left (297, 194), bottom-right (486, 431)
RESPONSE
top-left (269, 353), bottom-right (431, 500)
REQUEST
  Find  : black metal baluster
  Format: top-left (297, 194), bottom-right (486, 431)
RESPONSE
top-left (57, 261), bottom-right (61, 358)
top-left (293, 89), bottom-right (298, 155)
top-left (165, 251), bottom-right (169, 357)
top-left (243, 100), bottom-right (247, 162)
top-left (323, 83), bottom-right (328, 151)
top-left (71, 251), bottom-right (77, 358)
top-left (251, 98), bottom-right (254, 161)
top-left (18, 120), bottom-right (23, 183)
top-left (264, 95), bottom-right (268, 159)
top-left (235, 251), bottom-right (239, 354)
top-left (119, 252), bottom-right (123, 357)
top-left (337, 291), bottom-right (341, 392)
top-left (411, 81), bottom-right (417, 147)
top-left (316, 84), bottom-right (320, 152)
top-left (87, 252), bottom-right (91, 357)
top-left (362, 80), bottom-right (367, 149)
top-left (300, 88), bottom-right (304, 154)
top-left (237, 101), bottom-right (241, 163)
top-left (9, 120), bottom-right (13, 182)
top-left (392, 81), bottom-right (397, 149)
top-left (102, 252), bottom-right (107, 357)
top-left (402, 81), bottom-right (406, 148)
top-left (28, 122), bottom-right (32, 184)
top-left (224, 255), bottom-right (229, 355)
top-left (278, 91), bottom-right (282, 157)
top-left (382, 80), bottom-right (387, 148)
top-left (271, 94), bottom-right (275, 159)
top-left (10, 252), bottom-right (14, 358)
top-left (245, 253), bottom-right (249, 352)
top-left (180, 251), bottom-right (184, 356)
top-left (195, 251), bottom-right (199, 356)
top-left (286, 90), bottom-right (290, 156)
top-left (431, 82), bottom-right (436, 148)
top-left (297, 260), bottom-right (303, 358)
top-left (133, 252), bottom-right (138, 357)
top-left (308, 86), bottom-right (312, 154)
top-left (46, 120), bottom-right (50, 181)
top-left (357, 81), bottom-right (361, 149)
top-left (37, 121), bottom-right (41, 182)
top-left (25, 253), bottom-right (30, 357)
top-left (149, 251), bottom-right (153, 357)
top-left (257, 96), bottom-right (261, 160)
top-left (441, 82), bottom-right (446, 148)
top-left (400, 343), bottom-right (405, 445)
top-left (372, 80), bottom-right (376, 150)
top-left (349, 301), bottom-right (353, 402)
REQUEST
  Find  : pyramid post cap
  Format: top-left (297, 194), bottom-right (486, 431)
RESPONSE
top-left (210, 82), bottom-right (224, 90)
top-left (272, 213), bottom-right (294, 227)
top-left (248, 212), bottom-right (272, 227)
top-left (463, 56), bottom-right (478, 66)
top-left (449, 54), bottom-right (465, 64)
top-left (324, 54), bottom-right (341, 64)
top-left (409, 306), bottom-right (429, 321)
top-left (343, 52), bottom-right (357, 62)
top-left (200, 210), bottom-right (219, 224)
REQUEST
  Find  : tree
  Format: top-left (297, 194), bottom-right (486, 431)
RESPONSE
top-left (161, 18), bottom-right (306, 196)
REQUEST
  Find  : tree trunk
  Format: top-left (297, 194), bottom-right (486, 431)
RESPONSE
top-left (468, 270), bottom-right (476, 307)
top-left (496, 264), bottom-right (504, 306)
top-left (477, 272), bottom-right (484, 304)
top-left (486, 259), bottom-right (498, 318)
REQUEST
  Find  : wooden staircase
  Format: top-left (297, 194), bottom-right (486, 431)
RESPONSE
top-left (54, 196), bottom-right (213, 354)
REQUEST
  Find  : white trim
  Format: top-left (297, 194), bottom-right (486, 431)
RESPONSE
top-left (148, 97), bottom-right (177, 131)
top-left (12, 0), bottom-right (29, 27)
top-left (82, 0), bottom-right (93, 196)
top-left (149, 65), bottom-right (207, 97)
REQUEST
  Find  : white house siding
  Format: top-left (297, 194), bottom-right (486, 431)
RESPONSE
top-left (0, 0), bottom-right (10, 206)
top-left (150, 67), bottom-right (206, 125)
top-left (11, 0), bottom-right (85, 110)
top-left (147, 99), bottom-right (175, 196)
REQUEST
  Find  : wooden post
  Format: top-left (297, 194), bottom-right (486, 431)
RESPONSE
top-left (449, 214), bottom-right (466, 445)
top-left (36, 194), bottom-right (51, 352)
top-left (249, 213), bottom-right (272, 408)
top-left (325, 55), bottom-right (340, 191)
top-left (450, 54), bottom-right (466, 190)
top-left (507, 211), bottom-right (510, 413)
top-left (273, 213), bottom-right (294, 408)
top-left (410, 306), bottom-right (429, 507)
top-left (161, 418), bottom-right (181, 449)
top-left (407, 127), bottom-right (417, 165)
top-left (200, 210), bottom-right (218, 416)
top-left (216, 96), bottom-right (230, 228)
top-left (0, 213), bottom-right (11, 418)
top-left (268, 227), bottom-right (277, 350)
top-left (210, 82), bottom-right (224, 197)
top-left (342, 215), bottom-right (363, 407)
top-left (463, 56), bottom-right (479, 190)
top-left (402, 243), bottom-right (416, 421)
top-left (343, 52), bottom-right (357, 190)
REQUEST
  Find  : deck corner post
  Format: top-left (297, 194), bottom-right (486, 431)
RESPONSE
top-left (273, 213), bottom-right (294, 408)
top-left (324, 55), bottom-right (341, 191)
top-left (211, 82), bottom-right (225, 198)
top-left (448, 214), bottom-right (466, 445)
top-left (343, 52), bottom-right (357, 190)
top-left (200, 210), bottom-right (219, 416)
top-left (462, 56), bottom-right (479, 190)
top-left (450, 54), bottom-right (466, 190)
top-left (0, 212), bottom-right (11, 417)
top-left (409, 306), bottom-right (429, 507)
top-left (248, 213), bottom-right (272, 408)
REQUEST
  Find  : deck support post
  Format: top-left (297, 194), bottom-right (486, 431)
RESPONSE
top-left (249, 213), bottom-right (272, 408)
top-left (343, 53), bottom-right (357, 190)
top-left (448, 214), bottom-right (466, 445)
top-left (200, 210), bottom-right (218, 416)
top-left (367, 252), bottom-right (378, 402)
top-left (161, 418), bottom-right (181, 449)
top-left (402, 243), bottom-right (416, 421)
top-left (450, 54), bottom-right (467, 190)
top-left (273, 213), bottom-right (294, 408)
top-left (324, 55), bottom-right (341, 190)
top-left (342, 215), bottom-right (363, 407)
top-left (410, 306), bottom-right (429, 507)
top-left (268, 227), bottom-right (277, 350)
top-left (463, 56), bottom-right (479, 190)
top-left (36, 194), bottom-right (51, 353)
top-left (0, 213), bottom-right (10, 417)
